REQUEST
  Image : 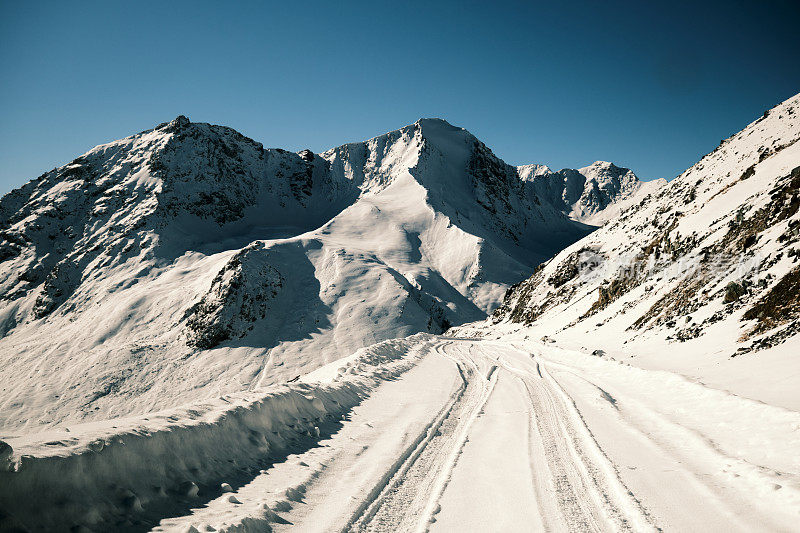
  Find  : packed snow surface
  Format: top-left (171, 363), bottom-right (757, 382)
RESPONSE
top-left (2, 336), bottom-right (798, 531)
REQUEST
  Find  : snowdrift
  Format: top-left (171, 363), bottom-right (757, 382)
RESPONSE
top-left (0, 335), bottom-right (435, 532)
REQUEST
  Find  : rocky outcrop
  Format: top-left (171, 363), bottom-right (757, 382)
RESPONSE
top-left (185, 245), bottom-right (284, 349)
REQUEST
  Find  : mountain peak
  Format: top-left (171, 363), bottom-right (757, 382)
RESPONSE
top-left (522, 159), bottom-right (650, 224)
top-left (414, 118), bottom-right (468, 141)
top-left (517, 164), bottom-right (552, 181)
top-left (155, 114), bottom-right (191, 133)
top-left (415, 117), bottom-right (457, 128)
top-left (172, 114), bottom-right (190, 126)
top-left (577, 160), bottom-right (627, 175)
top-left (583, 160), bottom-right (616, 170)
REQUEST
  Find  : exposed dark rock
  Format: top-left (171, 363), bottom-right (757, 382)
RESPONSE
top-left (32, 260), bottom-right (82, 318)
top-left (0, 440), bottom-right (12, 472)
top-left (723, 282), bottom-right (746, 303)
top-left (185, 245), bottom-right (284, 349)
top-left (742, 266), bottom-right (800, 338)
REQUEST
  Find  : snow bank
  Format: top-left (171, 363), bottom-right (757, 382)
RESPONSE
top-left (0, 335), bottom-right (434, 532)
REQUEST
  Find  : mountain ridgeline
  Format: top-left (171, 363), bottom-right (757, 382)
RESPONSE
top-left (0, 116), bottom-right (645, 429)
top-left (489, 94), bottom-right (800, 361)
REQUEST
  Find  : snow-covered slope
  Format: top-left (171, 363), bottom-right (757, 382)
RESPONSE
top-left (3, 102), bottom-right (799, 533)
top-left (520, 160), bottom-right (664, 225)
top-left (486, 93), bottom-right (800, 404)
top-left (0, 116), bottom-right (595, 430)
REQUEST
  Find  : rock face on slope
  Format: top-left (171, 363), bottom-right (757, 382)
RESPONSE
top-left (185, 243), bottom-right (285, 349)
top-left (493, 93), bottom-right (800, 358)
top-left (0, 115), bottom-right (623, 430)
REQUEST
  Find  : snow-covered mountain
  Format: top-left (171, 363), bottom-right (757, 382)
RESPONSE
top-left (483, 93), bottom-right (800, 402)
top-left (3, 103), bottom-right (799, 533)
top-left (520, 160), bottom-right (665, 225)
top-left (0, 116), bottom-right (614, 430)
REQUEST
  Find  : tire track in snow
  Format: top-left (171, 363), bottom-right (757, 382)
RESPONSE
top-left (345, 341), bottom-right (498, 532)
top-left (349, 339), bottom-right (651, 532)
top-left (523, 375), bottom-right (601, 531)
top-left (339, 341), bottom-right (467, 532)
top-left (487, 345), bottom-right (657, 532)
top-left (543, 357), bottom-right (800, 530)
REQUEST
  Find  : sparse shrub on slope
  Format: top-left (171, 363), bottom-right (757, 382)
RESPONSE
top-left (724, 282), bottom-right (746, 303)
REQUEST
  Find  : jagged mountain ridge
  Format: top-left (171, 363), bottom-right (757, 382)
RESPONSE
top-left (519, 160), bottom-right (665, 225)
top-left (485, 93), bottom-right (800, 384)
top-left (0, 116), bottom-right (640, 430)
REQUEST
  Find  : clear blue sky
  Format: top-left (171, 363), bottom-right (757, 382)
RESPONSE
top-left (1, 1), bottom-right (798, 194)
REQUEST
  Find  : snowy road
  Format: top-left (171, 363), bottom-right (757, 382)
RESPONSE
top-left (145, 337), bottom-right (799, 532)
top-left (338, 340), bottom-right (655, 533)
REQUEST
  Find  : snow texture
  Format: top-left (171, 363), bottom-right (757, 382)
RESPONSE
top-left (0, 116), bottom-right (623, 431)
top-left (487, 92), bottom-right (800, 408)
top-left (3, 94), bottom-right (797, 532)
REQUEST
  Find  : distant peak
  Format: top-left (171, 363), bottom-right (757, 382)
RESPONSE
top-left (411, 118), bottom-right (475, 148)
top-left (586, 161), bottom-right (616, 169)
top-left (416, 117), bottom-right (454, 126)
top-left (577, 160), bottom-right (635, 178)
top-left (517, 164), bottom-right (552, 181)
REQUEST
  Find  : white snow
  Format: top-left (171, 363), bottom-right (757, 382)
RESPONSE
top-left (5, 336), bottom-right (791, 531)
top-left (1, 94), bottom-right (799, 532)
top-left (0, 335), bottom-right (437, 531)
top-left (0, 116), bottom-right (597, 432)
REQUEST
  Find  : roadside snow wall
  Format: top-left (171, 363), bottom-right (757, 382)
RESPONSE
top-left (0, 334), bottom-right (434, 532)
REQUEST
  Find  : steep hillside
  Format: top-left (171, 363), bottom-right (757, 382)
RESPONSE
top-left (0, 116), bottom-right (596, 430)
top-left (483, 93), bottom-right (800, 405)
